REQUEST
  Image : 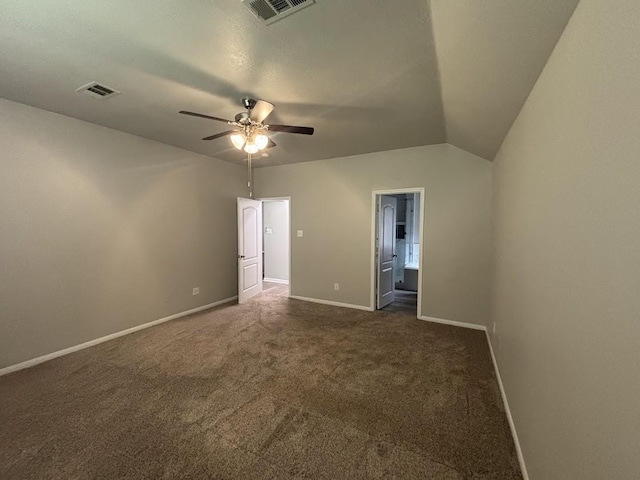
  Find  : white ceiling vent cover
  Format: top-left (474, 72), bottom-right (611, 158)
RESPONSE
top-left (75, 82), bottom-right (121, 99)
top-left (242, 0), bottom-right (315, 25)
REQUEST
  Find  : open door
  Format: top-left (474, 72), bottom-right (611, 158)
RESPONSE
top-left (237, 197), bottom-right (263, 304)
top-left (376, 195), bottom-right (397, 309)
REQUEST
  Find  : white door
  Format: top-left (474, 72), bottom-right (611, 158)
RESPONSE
top-left (237, 197), bottom-right (263, 303)
top-left (377, 195), bottom-right (397, 309)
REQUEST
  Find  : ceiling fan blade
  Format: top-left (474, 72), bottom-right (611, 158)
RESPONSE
top-left (267, 124), bottom-right (314, 135)
top-left (179, 111), bottom-right (232, 123)
top-left (202, 130), bottom-right (237, 141)
top-left (249, 100), bottom-right (275, 123)
top-left (266, 138), bottom-right (277, 148)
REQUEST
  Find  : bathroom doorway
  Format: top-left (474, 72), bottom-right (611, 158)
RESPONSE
top-left (371, 188), bottom-right (424, 317)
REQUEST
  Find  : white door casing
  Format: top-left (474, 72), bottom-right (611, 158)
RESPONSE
top-left (237, 197), bottom-right (263, 303)
top-left (376, 195), bottom-right (397, 309)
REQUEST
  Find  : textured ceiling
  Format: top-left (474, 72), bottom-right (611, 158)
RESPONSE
top-left (431, 0), bottom-right (581, 160)
top-left (0, 0), bottom-right (579, 166)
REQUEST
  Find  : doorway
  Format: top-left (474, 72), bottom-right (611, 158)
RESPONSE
top-left (261, 197), bottom-right (291, 297)
top-left (237, 197), bottom-right (291, 303)
top-left (371, 188), bottom-right (424, 317)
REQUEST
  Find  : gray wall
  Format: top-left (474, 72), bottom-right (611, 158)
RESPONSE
top-left (254, 144), bottom-right (492, 326)
top-left (263, 200), bottom-right (290, 282)
top-left (490, 0), bottom-right (640, 478)
top-left (0, 99), bottom-right (245, 368)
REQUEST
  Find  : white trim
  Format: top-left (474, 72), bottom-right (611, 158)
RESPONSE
top-left (0, 296), bottom-right (238, 377)
top-left (290, 295), bottom-right (374, 312)
top-left (371, 188), bottom-right (426, 318)
top-left (485, 331), bottom-right (529, 480)
top-left (263, 278), bottom-right (289, 285)
top-left (418, 315), bottom-right (487, 331)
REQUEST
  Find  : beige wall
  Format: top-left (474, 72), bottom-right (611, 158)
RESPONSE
top-left (254, 144), bottom-right (492, 326)
top-left (0, 99), bottom-right (245, 368)
top-left (490, 0), bottom-right (640, 478)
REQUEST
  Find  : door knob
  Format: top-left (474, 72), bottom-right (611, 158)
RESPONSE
top-left (238, 255), bottom-right (245, 259)
top-left (392, 254), bottom-right (398, 258)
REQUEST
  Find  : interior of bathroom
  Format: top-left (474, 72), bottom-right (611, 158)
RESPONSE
top-left (394, 193), bottom-right (420, 292)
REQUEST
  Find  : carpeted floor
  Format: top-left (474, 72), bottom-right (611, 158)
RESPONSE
top-left (0, 294), bottom-right (521, 479)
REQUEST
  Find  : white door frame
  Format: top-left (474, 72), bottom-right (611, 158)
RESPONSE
top-left (370, 188), bottom-right (425, 317)
top-left (258, 196), bottom-right (292, 293)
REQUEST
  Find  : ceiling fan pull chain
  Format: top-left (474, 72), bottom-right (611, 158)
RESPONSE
top-left (247, 152), bottom-right (253, 198)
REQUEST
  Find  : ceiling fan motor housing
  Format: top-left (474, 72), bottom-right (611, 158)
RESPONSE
top-left (242, 97), bottom-right (257, 110)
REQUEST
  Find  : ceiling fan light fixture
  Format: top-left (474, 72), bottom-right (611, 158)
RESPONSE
top-left (230, 133), bottom-right (246, 150)
top-left (244, 141), bottom-right (259, 154)
top-left (254, 133), bottom-right (269, 150)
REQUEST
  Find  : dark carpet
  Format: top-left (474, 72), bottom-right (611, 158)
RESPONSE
top-left (0, 294), bottom-right (521, 479)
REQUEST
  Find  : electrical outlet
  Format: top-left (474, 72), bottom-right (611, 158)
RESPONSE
top-left (492, 322), bottom-right (496, 335)
top-left (192, 287), bottom-right (200, 295)
top-left (297, 230), bottom-right (304, 237)
top-left (334, 283), bottom-right (340, 291)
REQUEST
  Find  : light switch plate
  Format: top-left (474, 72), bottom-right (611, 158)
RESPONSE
top-left (297, 230), bottom-right (304, 237)
top-left (265, 227), bottom-right (273, 234)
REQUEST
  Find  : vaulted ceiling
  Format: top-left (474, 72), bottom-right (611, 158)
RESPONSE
top-left (0, 0), bottom-right (579, 166)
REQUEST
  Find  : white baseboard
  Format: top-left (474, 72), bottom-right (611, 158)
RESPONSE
top-left (418, 315), bottom-right (487, 331)
top-left (263, 278), bottom-right (289, 285)
top-left (485, 331), bottom-right (529, 480)
top-left (0, 296), bottom-right (238, 377)
top-left (289, 295), bottom-right (374, 312)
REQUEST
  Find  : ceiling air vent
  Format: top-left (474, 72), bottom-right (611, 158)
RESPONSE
top-left (242, 0), bottom-right (315, 25)
top-left (75, 81), bottom-right (121, 99)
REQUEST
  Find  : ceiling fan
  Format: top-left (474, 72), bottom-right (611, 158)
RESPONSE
top-left (179, 98), bottom-right (314, 154)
